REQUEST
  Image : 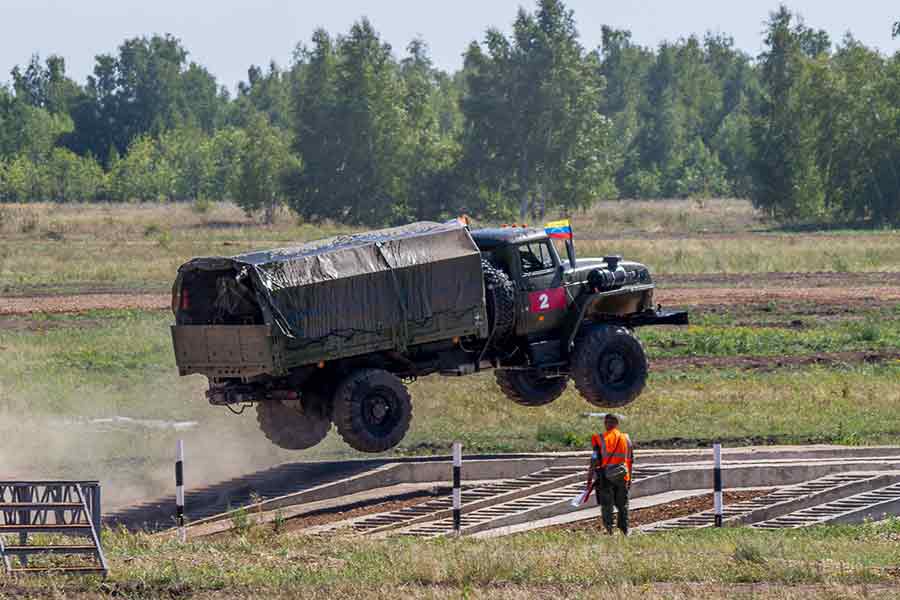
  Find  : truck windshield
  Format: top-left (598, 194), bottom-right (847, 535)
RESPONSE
top-left (519, 242), bottom-right (555, 273)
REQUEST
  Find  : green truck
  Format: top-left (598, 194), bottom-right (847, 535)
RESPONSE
top-left (171, 220), bottom-right (687, 453)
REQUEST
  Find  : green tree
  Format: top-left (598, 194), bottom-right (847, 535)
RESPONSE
top-left (814, 37), bottom-right (900, 224)
top-left (233, 62), bottom-right (292, 129)
top-left (598, 27), bottom-right (654, 196)
top-left (0, 158), bottom-right (7, 200)
top-left (672, 139), bottom-right (729, 198)
top-left (236, 111), bottom-right (298, 223)
top-left (0, 99), bottom-right (73, 161)
top-left (332, 19), bottom-right (410, 224)
top-left (286, 29), bottom-right (340, 221)
top-left (208, 127), bottom-right (248, 201)
top-left (462, 0), bottom-right (617, 219)
top-left (711, 107), bottom-right (754, 197)
top-left (11, 55), bottom-right (83, 115)
top-left (158, 127), bottom-right (215, 201)
top-left (69, 35), bottom-right (224, 162)
top-left (287, 21), bottom-right (413, 225)
top-left (750, 5), bottom-right (825, 219)
top-left (45, 148), bottom-right (105, 202)
top-left (109, 135), bottom-right (175, 202)
top-left (2, 155), bottom-right (49, 201)
top-left (400, 39), bottom-right (462, 220)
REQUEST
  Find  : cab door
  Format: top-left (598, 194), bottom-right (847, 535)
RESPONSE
top-left (514, 240), bottom-right (568, 337)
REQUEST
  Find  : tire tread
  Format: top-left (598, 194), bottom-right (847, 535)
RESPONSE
top-left (333, 369), bottom-right (412, 453)
top-left (571, 325), bottom-right (648, 408)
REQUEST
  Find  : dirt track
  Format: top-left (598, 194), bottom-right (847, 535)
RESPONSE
top-left (654, 350), bottom-right (900, 372)
top-left (551, 489), bottom-right (768, 532)
top-left (657, 286), bottom-right (900, 307)
top-left (0, 292), bottom-right (168, 315)
top-left (1, 271), bottom-right (898, 316)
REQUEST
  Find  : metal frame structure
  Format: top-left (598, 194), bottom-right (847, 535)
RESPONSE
top-left (0, 481), bottom-right (107, 577)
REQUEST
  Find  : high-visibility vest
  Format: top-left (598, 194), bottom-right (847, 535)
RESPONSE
top-left (591, 429), bottom-right (634, 482)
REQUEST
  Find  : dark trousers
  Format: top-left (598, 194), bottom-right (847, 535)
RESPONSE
top-left (595, 472), bottom-right (629, 533)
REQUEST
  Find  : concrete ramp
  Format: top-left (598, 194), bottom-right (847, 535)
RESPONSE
top-left (643, 472), bottom-right (900, 532)
top-left (753, 482), bottom-right (900, 529)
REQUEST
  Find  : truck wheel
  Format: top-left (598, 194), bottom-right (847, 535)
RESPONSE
top-left (333, 369), bottom-right (412, 453)
top-left (256, 394), bottom-right (331, 450)
top-left (482, 259), bottom-right (516, 340)
top-left (495, 369), bottom-right (567, 407)
top-left (572, 325), bottom-right (648, 408)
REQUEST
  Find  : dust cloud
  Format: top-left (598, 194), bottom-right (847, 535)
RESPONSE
top-left (0, 404), bottom-right (351, 511)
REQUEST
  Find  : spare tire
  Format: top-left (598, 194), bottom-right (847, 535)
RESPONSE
top-left (571, 324), bottom-right (648, 408)
top-left (482, 259), bottom-right (516, 341)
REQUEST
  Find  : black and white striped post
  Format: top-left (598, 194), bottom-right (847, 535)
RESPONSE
top-left (713, 442), bottom-right (723, 527)
top-left (452, 442), bottom-right (462, 536)
top-left (176, 439), bottom-right (186, 542)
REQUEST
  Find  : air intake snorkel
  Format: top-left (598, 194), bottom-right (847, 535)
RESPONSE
top-left (587, 255), bottom-right (642, 292)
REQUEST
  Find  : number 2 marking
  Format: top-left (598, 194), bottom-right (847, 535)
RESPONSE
top-left (529, 287), bottom-right (565, 313)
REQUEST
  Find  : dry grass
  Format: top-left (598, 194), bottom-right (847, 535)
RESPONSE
top-left (574, 236), bottom-right (900, 275)
top-left (1, 199), bottom-right (763, 240)
top-left (570, 197), bottom-right (768, 234)
top-left (0, 203), bottom-right (353, 294)
top-left (2, 200), bottom-right (899, 294)
top-left (5, 521), bottom-right (900, 597)
top-left (0, 202), bottom-right (350, 241)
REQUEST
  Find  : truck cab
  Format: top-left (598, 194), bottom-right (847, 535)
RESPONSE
top-left (469, 226), bottom-right (673, 343)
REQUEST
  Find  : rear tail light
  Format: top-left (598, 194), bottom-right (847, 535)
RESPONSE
top-left (180, 288), bottom-right (191, 311)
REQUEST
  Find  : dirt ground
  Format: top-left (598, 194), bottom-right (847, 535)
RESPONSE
top-left (656, 286), bottom-right (900, 307)
top-left (550, 490), bottom-right (768, 532)
top-left (654, 350), bottom-right (900, 372)
top-left (0, 292), bottom-right (168, 315)
top-left (202, 492), bottom-right (442, 540)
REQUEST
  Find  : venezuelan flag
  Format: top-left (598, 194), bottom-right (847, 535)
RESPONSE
top-left (544, 219), bottom-right (573, 240)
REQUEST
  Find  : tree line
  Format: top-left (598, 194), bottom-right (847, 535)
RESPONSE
top-left (1, 2), bottom-right (898, 226)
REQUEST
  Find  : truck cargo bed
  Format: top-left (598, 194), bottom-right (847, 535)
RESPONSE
top-left (171, 221), bottom-right (488, 377)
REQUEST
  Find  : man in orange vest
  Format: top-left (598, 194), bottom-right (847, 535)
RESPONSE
top-left (587, 413), bottom-right (634, 535)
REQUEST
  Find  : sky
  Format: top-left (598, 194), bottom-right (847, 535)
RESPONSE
top-left (2, 1), bottom-right (898, 91)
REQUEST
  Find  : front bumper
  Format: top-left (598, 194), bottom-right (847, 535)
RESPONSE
top-left (624, 308), bottom-right (689, 328)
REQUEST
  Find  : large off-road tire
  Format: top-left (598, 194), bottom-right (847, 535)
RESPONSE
top-left (495, 369), bottom-right (568, 407)
top-left (482, 259), bottom-right (516, 341)
top-left (333, 369), bottom-right (412, 453)
top-left (572, 325), bottom-right (648, 408)
top-left (256, 394), bottom-right (331, 450)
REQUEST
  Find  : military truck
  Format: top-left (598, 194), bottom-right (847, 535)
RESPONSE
top-left (171, 220), bottom-right (687, 453)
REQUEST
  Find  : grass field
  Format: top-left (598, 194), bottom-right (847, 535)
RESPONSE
top-left (7, 520), bottom-right (900, 598)
top-left (3, 303), bottom-right (899, 506)
top-left (2, 198), bottom-right (899, 597)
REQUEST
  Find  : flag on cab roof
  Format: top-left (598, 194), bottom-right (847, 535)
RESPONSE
top-left (544, 219), bottom-right (573, 240)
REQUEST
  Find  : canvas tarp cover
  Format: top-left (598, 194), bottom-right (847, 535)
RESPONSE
top-left (178, 221), bottom-right (486, 345)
